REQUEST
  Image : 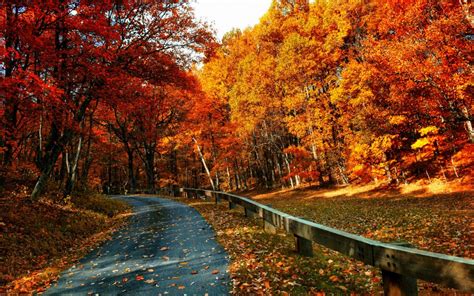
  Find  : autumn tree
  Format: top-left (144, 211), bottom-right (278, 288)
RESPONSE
top-left (194, 0), bottom-right (473, 190)
top-left (1, 0), bottom-right (213, 198)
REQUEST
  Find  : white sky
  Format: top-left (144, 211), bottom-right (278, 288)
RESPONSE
top-left (192, 0), bottom-right (273, 41)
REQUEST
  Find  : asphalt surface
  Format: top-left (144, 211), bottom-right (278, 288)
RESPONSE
top-left (44, 196), bottom-right (230, 295)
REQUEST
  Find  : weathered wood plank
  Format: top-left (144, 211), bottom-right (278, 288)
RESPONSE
top-left (288, 216), bottom-right (376, 265)
top-left (295, 235), bottom-right (313, 257)
top-left (382, 242), bottom-right (418, 296)
top-left (382, 270), bottom-right (418, 296)
top-left (244, 208), bottom-right (259, 219)
top-left (373, 244), bottom-right (474, 291)
top-left (264, 220), bottom-right (277, 234)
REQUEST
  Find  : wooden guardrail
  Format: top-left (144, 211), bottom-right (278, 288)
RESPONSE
top-left (176, 187), bottom-right (474, 295)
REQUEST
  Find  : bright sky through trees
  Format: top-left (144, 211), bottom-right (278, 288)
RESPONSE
top-left (193, 0), bottom-right (272, 40)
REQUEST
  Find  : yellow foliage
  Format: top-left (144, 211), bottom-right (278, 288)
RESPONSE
top-left (352, 164), bottom-right (365, 172)
top-left (411, 138), bottom-right (430, 150)
top-left (370, 135), bottom-right (395, 159)
top-left (353, 143), bottom-right (370, 159)
top-left (389, 115), bottom-right (407, 125)
top-left (419, 126), bottom-right (439, 136)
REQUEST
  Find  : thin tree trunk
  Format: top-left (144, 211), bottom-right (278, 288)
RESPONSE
top-left (64, 135), bottom-right (83, 197)
top-left (451, 158), bottom-right (459, 178)
top-left (145, 149), bottom-right (155, 193)
top-left (284, 153), bottom-right (294, 189)
top-left (311, 144), bottom-right (325, 185)
top-left (383, 153), bottom-right (392, 183)
top-left (241, 160), bottom-right (248, 189)
top-left (226, 166), bottom-right (232, 191)
top-left (193, 137), bottom-right (215, 190)
top-left (80, 114), bottom-right (94, 186)
top-left (31, 124), bottom-right (73, 200)
top-left (337, 163), bottom-right (349, 185)
top-left (462, 105), bottom-right (474, 143)
top-left (126, 148), bottom-right (136, 193)
top-left (31, 139), bottom-right (63, 200)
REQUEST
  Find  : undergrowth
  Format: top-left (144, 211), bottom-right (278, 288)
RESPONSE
top-left (0, 190), bottom-right (130, 293)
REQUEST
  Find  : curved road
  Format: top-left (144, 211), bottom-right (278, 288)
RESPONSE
top-left (45, 196), bottom-right (230, 295)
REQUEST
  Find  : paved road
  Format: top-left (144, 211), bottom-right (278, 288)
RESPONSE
top-left (45, 196), bottom-right (230, 295)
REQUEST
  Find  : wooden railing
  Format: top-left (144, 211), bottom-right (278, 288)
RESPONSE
top-left (176, 187), bottom-right (474, 295)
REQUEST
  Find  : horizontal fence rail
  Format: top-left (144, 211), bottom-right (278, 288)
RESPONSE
top-left (175, 187), bottom-right (474, 295)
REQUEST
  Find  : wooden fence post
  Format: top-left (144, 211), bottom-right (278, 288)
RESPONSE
top-left (229, 201), bottom-right (236, 210)
top-left (263, 205), bottom-right (277, 234)
top-left (295, 235), bottom-right (313, 257)
top-left (264, 219), bottom-right (277, 234)
top-left (244, 208), bottom-right (258, 219)
top-left (382, 242), bottom-right (418, 296)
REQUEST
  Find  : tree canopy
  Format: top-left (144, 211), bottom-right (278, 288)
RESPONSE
top-left (1, 0), bottom-right (473, 197)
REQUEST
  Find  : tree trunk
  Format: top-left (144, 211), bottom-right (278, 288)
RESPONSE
top-left (64, 135), bottom-right (83, 197)
top-left (337, 162), bottom-right (349, 185)
top-left (31, 126), bottom-right (67, 200)
top-left (144, 149), bottom-right (155, 193)
top-left (193, 137), bottom-right (215, 190)
top-left (80, 114), bottom-right (94, 186)
top-left (124, 147), bottom-right (136, 194)
top-left (383, 152), bottom-right (392, 183)
top-left (311, 144), bottom-right (325, 185)
top-left (226, 166), bottom-right (232, 191)
top-left (462, 105), bottom-right (474, 143)
top-left (284, 153), bottom-right (294, 189)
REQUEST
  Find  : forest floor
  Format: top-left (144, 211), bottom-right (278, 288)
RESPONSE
top-left (178, 180), bottom-right (473, 294)
top-left (239, 179), bottom-right (474, 258)
top-left (0, 190), bottom-right (131, 294)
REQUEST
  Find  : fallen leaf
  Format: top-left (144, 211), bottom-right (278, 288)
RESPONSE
top-left (264, 280), bottom-right (270, 289)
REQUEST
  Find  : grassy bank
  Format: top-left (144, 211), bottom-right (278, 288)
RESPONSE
top-left (241, 182), bottom-right (473, 258)
top-left (176, 182), bottom-right (473, 294)
top-left (0, 192), bottom-right (131, 294)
